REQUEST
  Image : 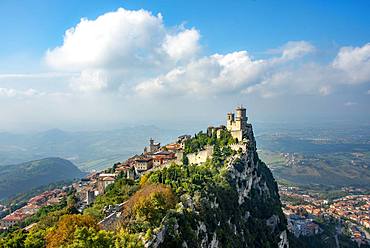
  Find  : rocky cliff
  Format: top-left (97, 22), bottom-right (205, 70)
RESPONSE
top-left (146, 125), bottom-right (289, 248)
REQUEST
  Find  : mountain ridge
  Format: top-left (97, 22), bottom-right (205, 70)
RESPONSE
top-left (0, 157), bottom-right (84, 200)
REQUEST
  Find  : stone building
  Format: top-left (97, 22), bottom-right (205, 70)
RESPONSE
top-left (134, 156), bottom-right (153, 172)
top-left (176, 135), bottom-right (191, 149)
top-left (144, 138), bottom-right (160, 154)
top-left (226, 106), bottom-right (250, 143)
top-left (0, 213), bottom-right (25, 228)
top-left (207, 125), bottom-right (226, 138)
top-left (97, 173), bottom-right (117, 194)
top-left (151, 150), bottom-right (176, 166)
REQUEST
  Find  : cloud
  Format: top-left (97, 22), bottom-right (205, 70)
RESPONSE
top-left (332, 43), bottom-right (370, 84)
top-left (1, 7), bottom-right (370, 130)
top-left (135, 51), bottom-right (264, 97)
top-left (43, 7), bottom-right (370, 100)
top-left (135, 42), bottom-right (370, 98)
top-left (45, 8), bottom-right (200, 92)
top-left (163, 28), bottom-right (200, 61)
top-left (344, 101), bottom-right (357, 106)
top-left (0, 88), bottom-right (45, 98)
top-left (70, 70), bottom-right (108, 92)
top-left (318, 85), bottom-right (331, 96)
top-left (271, 41), bottom-right (315, 62)
top-left (46, 8), bottom-right (165, 70)
top-left (135, 42), bottom-right (318, 97)
top-left (0, 72), bottom-right (74, 79)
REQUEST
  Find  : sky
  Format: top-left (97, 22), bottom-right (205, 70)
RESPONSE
top-left (0, 0), bottom-right (370, 131)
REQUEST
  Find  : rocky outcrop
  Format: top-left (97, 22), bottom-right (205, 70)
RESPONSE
top-left (147, 124), bottom-right (289, 248)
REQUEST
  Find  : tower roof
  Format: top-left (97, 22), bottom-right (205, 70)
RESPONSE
top-left (236, 105), bottom-right (246, 110)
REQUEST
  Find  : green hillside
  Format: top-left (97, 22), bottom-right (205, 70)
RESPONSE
top-left (0, 158), bottom-right (84, 200)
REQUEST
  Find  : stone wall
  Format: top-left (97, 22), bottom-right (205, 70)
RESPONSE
top-left (187, 145), bottom-right (214, 165)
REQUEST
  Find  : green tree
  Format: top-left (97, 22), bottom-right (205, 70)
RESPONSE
top-left (114, 230), bottom-right (143, 248)
top-left (24, 229), bottom-right (46, 248)
top-left (3, 229), bottom-right (26, 248)
top-left (68, 227), bottom-right (115, 248)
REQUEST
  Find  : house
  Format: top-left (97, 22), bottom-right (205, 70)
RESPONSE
top-left (152, 150), bottom-right (176, 166)
top-left (115, 164), bottom-right (131, 173)
top-left (1, 212), bottom-right (26, 228)
top-left (28, 195), bottom-right (47, 206)
top-left (177, 135), bottom-right (191, 148)
top-left (98, 173), bottom-right (117, 194)
top-left (115, 164), bottom-right (137, 180)
top-left (165, 143), bottom-right (182, 152)
top-left (134, 156), bottom-right (153, 172)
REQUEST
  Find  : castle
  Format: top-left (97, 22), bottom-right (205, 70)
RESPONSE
top-left (207, 106), bottom-right (250, 144)
top-left (226, 106), bottom-right (249, 143)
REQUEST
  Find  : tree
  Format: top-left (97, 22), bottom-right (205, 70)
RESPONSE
top-left (66, 194), bottom-right (79, 214)
top-left (45, 214), bottom-right (98, 248)
top-left (122, 184), bottom-right (177, 230)
top-left (212, 143), bottom-right (223, 168)
top-left (24, 229), bottom-right (46, 248)
top-left (139, 174), bottom-right (149, 186)
top-left (182, 155), bottom-right (189, 166)
top-left (114, 229), bottom-right (143, 248)
top-left (68, 227), bottom-right (115, 248)
top-left (3, 229), bottom-right (26, 248)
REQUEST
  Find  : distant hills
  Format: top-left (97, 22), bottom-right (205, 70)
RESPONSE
top-left (0, 158), bottom-right (84, 200)
top-left (0, 126), bottom-right (184, 171)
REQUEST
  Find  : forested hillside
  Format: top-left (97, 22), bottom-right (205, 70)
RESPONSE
top-left (0, 158), bottom-right (84, 200)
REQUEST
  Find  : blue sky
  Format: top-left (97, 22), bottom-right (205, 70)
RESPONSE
top-left (2, 0), bottom-right (370, 61)
top-left (0, 0), bottom-right (369, 131)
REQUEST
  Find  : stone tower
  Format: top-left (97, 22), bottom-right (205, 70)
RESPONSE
top-left (226, 106), bottom-right (248, 143)
top-left (144, 138), bottom-right (160, 153)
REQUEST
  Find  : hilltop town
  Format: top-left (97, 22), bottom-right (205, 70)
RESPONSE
top-left (1, 107), bottom-right (368, 247)
top-left (0, 106), bottom-right (253, 227)
top-left (0, 106), bottom-right (292, 247)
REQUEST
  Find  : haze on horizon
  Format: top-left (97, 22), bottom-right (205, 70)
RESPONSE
top-left (0, 0), bottom-right (370, 132)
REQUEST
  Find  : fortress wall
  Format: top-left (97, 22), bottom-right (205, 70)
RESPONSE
top-left (175, 151), bottom-right (184, 163)
top-left (187, 146), bottom-right (214, 165)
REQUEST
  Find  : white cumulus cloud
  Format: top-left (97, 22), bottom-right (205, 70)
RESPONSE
top-left (135, 41), bottom-right (317, 97)
top-left (45, 8), bottom-right (201, 92)
top-left (332, 43), bottom-right (370, 84)
top-left (162, 28), bottom-right (200, 61)
top-left (43, 7), bottom-right (370, 101)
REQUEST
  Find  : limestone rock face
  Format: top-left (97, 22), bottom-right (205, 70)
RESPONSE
top-left (148, 125), bottom-right (289, 248)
